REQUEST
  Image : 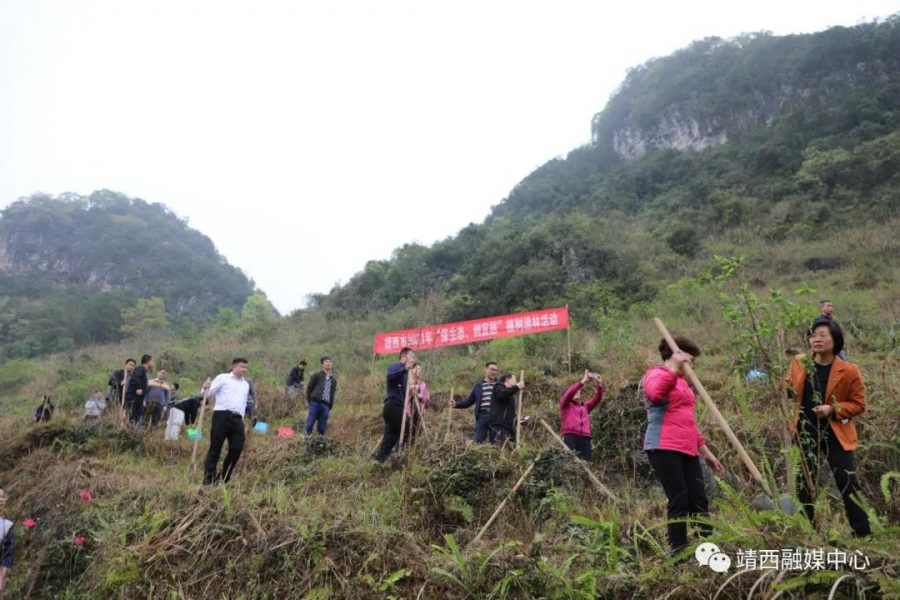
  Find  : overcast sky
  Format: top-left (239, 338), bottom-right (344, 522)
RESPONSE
top-left (1, 1), bottom-right (896, 313)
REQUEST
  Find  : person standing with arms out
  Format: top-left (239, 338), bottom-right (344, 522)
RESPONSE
top-left (641, 336), bottom-right (724, 557)
top-left (0, 489), bottom-right (12, 599)
top-left (285, 360), bottom-right (308, 400)
top-left (559, 370), bottom-right (604, 461)
top-left (405, 363), bottom-right (431, 444)
top-left (453, 362), bottom-right (500, 443)
top-left (110, 358), bottom-right (136, 409)
top-left (374, 347), bottom-right (417, 462)
top-left (83, 390), bottom-right (107, 421)
top-left (202, 358), bottom-right (251, 485)
top-left (305, 357), bottom-right (337, 436)
top-left (487, 373), bottom-right (523, 445)
top-left (788, 318), bottom-right (870, 537)
top-left (126, 355), bottom-right (153, 425)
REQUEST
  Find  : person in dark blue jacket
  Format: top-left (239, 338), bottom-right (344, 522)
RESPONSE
top-left (33, 395), bottom-right (54, 423)
top-left (374, 347), bottom-right (417, 462)
top-left (453, 362), bottom-right (499, 443)
top-left (126, 355), bottom-right (154, 424)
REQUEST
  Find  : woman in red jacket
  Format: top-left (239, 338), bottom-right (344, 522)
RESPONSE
top-left (641, 336), bottom-right (724, 555)
top-left (788, 317), bottom-right (870, 537)
top-left (559, 370), bottom-right (604, 460)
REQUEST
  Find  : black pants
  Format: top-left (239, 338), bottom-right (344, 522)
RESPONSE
top-left (147, 402), bottom-right (164, 428)
top-left (647, 450), bottom-right (710, 554)
top-left (798, 428), bottom-right (871, 537)
top-left (204, 411), bottom-right (246, 484)
top-left (374, 402), bottom-right (404, 462)
top-left (489, 424), bottom-right (515, 446)
top-left (127, 395), bottom-right (142, 423)
top-left (563, 434), bottom-right (592, 461)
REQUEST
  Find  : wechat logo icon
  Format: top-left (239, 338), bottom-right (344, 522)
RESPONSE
top-left (695, 542), bottom-right (730, 573)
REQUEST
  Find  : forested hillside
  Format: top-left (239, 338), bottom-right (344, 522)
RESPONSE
top-left (322, 17), bottom-right (900, 328)
top-left (0, 190), bottom-right (259, 359)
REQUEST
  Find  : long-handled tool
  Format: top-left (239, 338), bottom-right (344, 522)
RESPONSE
top-left (190, 383), bottom-right (212, 472)
top-left (516, 370), bottom-right (524, 445)
top-left (540, 419), bottom-right (621, 504)
top-left (443, 386), bottom-right (454, 443)
top-left (472, 459), bottom-right (537, 545)
top-left (412, 385), bottom-right (427, 435)
top-left (398, 382), bottom-right (412, 452)
top-left (653, 318), bottom-right (773, 499)
top-left (119, 372), bottom-right (128, 426)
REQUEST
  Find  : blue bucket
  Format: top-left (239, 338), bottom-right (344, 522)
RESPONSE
top-left (253, 421), bottom-right (268, 434)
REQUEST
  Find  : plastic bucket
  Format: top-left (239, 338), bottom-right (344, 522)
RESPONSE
top-left (254, 421), bottom-right (268, 434)
top-left (187, 428), bottom-right (202, 440)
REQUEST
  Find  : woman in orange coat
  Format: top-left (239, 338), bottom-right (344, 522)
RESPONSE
top-left (788, 317), bottom-right (870, 537)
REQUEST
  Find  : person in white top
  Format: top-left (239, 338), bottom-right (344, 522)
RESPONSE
top-left (202, 358), bottom-right (251, 485)
top-left (83, 390), bottom-right (107, 420)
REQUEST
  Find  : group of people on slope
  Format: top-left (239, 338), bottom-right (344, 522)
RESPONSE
top-left (372, 349), bottom-right (531, 462)
top-left (105, 355), bottom-right (214, 439)
top-left (373, 349), bottom-right (602, 462)
top-left (640, 314), bottom-right (869, 559)
top-left (371, 311), bottom-right (870, 556)
top-left (18, 300), bottom-right (872, 563)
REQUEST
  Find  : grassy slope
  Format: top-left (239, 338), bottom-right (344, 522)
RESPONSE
top-left (1, 221), bottom-right (899, 599)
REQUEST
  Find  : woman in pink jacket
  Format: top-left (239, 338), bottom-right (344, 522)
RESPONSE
top-left (641, 336), bottom-right (724, 556)
top-left (559, 369), bottom-right (604, 460)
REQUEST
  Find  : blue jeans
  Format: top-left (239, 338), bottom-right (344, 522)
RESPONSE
top-left (306, 401), bottom-right (331, 435)
top-left (474, 411), bottom-right (491, 443)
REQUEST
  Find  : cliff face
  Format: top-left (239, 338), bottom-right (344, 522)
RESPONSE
top-left (591, 25), bottom-right (899, 161)
top-left (605, 87), bottom-right (807, 160)
top-left (610, 111), bottom-right (730, 160)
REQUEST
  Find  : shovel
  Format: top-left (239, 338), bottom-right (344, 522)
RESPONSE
top-left (653, 318), bottom-right (788, 512)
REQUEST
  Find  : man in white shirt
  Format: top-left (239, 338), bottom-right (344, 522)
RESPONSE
top-left (202, 358), bottom-right (251, 485)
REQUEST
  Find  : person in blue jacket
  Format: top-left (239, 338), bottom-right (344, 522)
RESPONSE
top-left (373, 347), bottom-right (418, 462)
top-left (452, 361), bottom-right (499, 443)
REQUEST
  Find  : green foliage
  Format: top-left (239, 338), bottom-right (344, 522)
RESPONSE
top-left (430, 534), bottom-right (522, 599)
top-left (882, 471), bottom-right (900, 503)
top-left (0, 358), bottom-right (43, 389)
top-left (666, 226), bottom-right (702, 258)
top-left (120, 297), bottom-right (169, 338)
top-left (0, 190), bottom-right (256, 359)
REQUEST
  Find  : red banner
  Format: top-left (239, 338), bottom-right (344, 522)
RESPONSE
top-left (374, 307), bottom-right (569, 355)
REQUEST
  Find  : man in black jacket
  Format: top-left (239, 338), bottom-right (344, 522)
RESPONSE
top-left (110, 358), bottom-right (136, 410)
top-left (373, 347), bottom-right (416, 462)
top-left (488, 373), bottom-right (524, 446)
top-left (126, 355), bottom-right (154, 424)
top-left (285, 360), bottom-right (308, 399)
top-left (305, 357), bottom-right (337, 435)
